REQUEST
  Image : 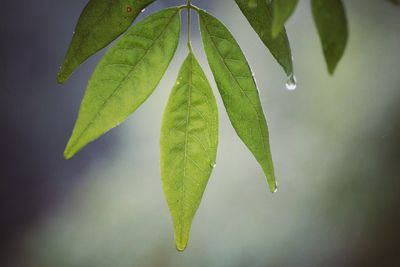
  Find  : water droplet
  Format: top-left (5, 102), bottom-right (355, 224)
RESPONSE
top-left (272, 181), bottom-right (279, 193)
top-left (176, 80), bottom-right (180, 85)
top-left (127, 6), bottom-right (133, 13)
top-left (210, 163), bottom-right (216, 169)
top-left (285, 74), bottom-right (297, 91)
top-left (141, 8), bottom-right (146, 13)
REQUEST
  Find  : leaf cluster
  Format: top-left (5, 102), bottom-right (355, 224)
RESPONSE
top-left (57, 0), bottom-right (371, 250)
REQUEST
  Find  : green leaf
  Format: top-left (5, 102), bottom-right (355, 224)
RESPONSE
top-left (234, 0), bottom-right (294, 77)
top-left (57, 0), bottom-right (156, 84)
top-left (271, 0), bottom-right (299, 37)
top-left (64, 8), bottom-right (180, 159)
top-left (199, 10), bottom-right (277, 192)
top-left (161, 53), bottom-right (218, 251)
top-left (311, 0), bottom-right (348, 74)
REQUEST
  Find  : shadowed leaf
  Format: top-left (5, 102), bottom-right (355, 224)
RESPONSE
top-left (271, 0), bottom-right (298, 37)
top-left (235, 0), bottom-right (294, 77)
top-left (57, 0), bottom-right (156, 83)
top-left (312, 0), bottom-right (348, 74)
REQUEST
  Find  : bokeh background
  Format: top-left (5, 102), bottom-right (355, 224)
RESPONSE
top-left (1, 0), bottom-right (400, 266)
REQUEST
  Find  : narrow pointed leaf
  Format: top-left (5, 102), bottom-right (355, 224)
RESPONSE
top-left (57, 0), bottom-right (156, 83)
top-left (199, 10), bottom-right (276, 192)
top-left (161, 53), bottom-right (218, 251)
top-left (64, 8), bottom-right (180, 159)
top-left (311, 0), bottom-right (348, 74)
top-left (235, 0), bottom-right (293, 77)
top-left (271, 0), bottom-right (299, 37)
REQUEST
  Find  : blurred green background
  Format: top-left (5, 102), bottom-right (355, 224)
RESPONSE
top-left (1, 0), bottom-right (400, 266)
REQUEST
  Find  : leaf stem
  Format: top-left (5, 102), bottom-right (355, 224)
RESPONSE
top-left (187, 0), bottom-right (192, 52)
top-left (178, 4), bottom-right (200, 12)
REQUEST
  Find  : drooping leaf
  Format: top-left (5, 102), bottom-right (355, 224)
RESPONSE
top-left (234, 0), bottom-right (294, 77)
top-left (57, 0), bottom-right (156, 84)
top-left (311, 0), bottom-right (348, 74)
top-left (199, 10), bottom-right (277, 192)
top-left (64, 8), bottom-right (181, 159)
top-left (161, 53), bottom-right (218, 251)
top-left (271, 0), bottom-right (299, 37)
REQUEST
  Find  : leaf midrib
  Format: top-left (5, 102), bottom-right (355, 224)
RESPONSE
top-left (180, 55), bottom-right (194, 240)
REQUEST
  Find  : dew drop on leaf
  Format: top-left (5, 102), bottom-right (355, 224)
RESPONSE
top-left (272, 181), bottom-right (279, 193)
top-left (285, 74), bottom-right (297, 91)
top-left (272, 181), bottom-right (279, 194)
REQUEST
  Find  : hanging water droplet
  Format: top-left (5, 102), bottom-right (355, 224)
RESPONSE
top-left (272, 181), bottom-right (279, 193)
top-left (210, 162), bottom-right (216, 169)
top-left (285, 74), bottom-right (297, 91)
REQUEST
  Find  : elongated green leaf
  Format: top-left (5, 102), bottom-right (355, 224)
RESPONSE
top-left (161, 53), bottom-right (218, 251)
top-left (271, 0), bottom-right (299, 37)
top-left (235, 0), bottom-right (293, 77)
top-left (312, 0), bottom-right (348, 74)
top-left (199, 10), bottom-right (276, 192)
top-left (57, 0), bottom-right (156, 84)
top-left (64, 8), bottom-right (180, 159)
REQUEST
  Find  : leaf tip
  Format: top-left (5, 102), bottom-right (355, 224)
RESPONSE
top-left (173, 226), bottom-right (190, 252)
top-left (271, 22), bottom-right (283, 38)
top-left (63, 140), bottom-right (77, 160)
top-left (175, 242), bottom-right (188, 252)
top-left (57, 70), bottom-right (68, 84)
top-left (327, 63), bottom-right (337, 75)
top-left (271, 30), bottom-right (280, 39)
top-left (268, 179), bottom-right (278, 194)
top-left (63, 148), bottom-right (74, 160)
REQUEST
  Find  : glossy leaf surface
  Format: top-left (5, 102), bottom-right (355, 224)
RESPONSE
top-left (64, 8), bottom-right (180, 159)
